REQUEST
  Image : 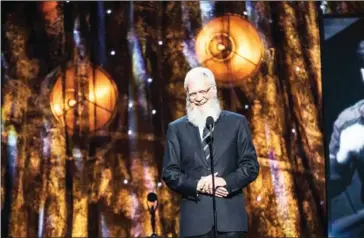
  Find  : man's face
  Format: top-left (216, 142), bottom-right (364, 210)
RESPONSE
top-left (185, 75), bottom-right (221, 128)
top-left (186, 77), bottom-right (216, 110)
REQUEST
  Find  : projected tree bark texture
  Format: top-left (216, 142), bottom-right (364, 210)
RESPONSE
top-left (2, 14), bottom-right (40, 238)
top-left (274, 2), bottom-right (326, 237)
top-left (242, 2), bottom-right (301, 237)
top-left (2, 1), bottom-right (364, 238)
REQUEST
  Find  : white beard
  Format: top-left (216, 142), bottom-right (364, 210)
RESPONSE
top-left (186, 97), bottom-right (222, 129)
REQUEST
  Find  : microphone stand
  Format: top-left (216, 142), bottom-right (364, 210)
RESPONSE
top-left (207, 125), bottom-right (218, 238)
top-left (148, 205), bottom-right (158, 238)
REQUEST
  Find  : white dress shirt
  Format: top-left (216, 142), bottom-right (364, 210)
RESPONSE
top-left (199, 126), bottom-right (204, 141)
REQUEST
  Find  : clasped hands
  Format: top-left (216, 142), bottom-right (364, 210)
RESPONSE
top-left (197, 172), bottom-right (229, 198)
top-left (336, 123), bottom-right (364, 164)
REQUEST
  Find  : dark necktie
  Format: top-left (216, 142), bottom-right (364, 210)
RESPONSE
top-left (202, 127), bottom-right (213, 160)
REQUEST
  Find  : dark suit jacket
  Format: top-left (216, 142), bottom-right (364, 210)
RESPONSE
top-left (162, 110), bottom-right (259, 237)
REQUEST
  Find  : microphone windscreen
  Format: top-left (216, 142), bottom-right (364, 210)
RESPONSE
top-left (147, 192), bottom-right (158, 202)
top-left (206, 116), bottom-right (214, 129)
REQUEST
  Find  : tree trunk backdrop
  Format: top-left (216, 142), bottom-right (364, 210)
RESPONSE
top-left (2, 1), bottom-right (364, 237)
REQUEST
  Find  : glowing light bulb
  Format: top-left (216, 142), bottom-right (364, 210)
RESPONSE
top-left (217, 43), bottom-right (225, 51)
top-left (54, 104), bottom-right (63, 115)
top-left (68, 99), bottom-right (77, 107)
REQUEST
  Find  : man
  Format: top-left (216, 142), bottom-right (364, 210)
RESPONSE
top-left (162, 67), bottom-right (259, 238)
top-left (329, 40), bottom-right (364, 237)
top-left (328, 100), bottom-right (364, 238)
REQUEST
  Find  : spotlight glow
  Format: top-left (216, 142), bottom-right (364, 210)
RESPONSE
top-left (106, 9), bottom-right (112, 14)
top-left (152, 109), bottom-right (156, 115)
top-left (217, 43), bottom-right (225, 51)
top-left (68, 99), bottom-right (77, 107)
top-left (181, 2), bottom-right (201, 68)
top-left (199, 0), bottom-right (215, 25)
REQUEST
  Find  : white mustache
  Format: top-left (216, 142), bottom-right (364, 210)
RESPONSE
top-left (194, 99), bottom-right (208, 106)
top-left (186, 97), bottom-right (221, 128)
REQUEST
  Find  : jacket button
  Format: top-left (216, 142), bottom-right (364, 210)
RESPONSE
top-left (207, 168), bottom-right (211, 171)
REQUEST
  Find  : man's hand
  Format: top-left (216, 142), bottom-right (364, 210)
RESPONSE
top-left (206, 175), bottom-right (227, 195)
top-left (197, 177), bottom-right (206, 192)
top-left (337, 123), bottom-right (364, 164)
top-left (215, 186), bottom-right (229, 197)
top-left (197, 173), bottom-right (217, 193)
top-left (197, 173), bottom-right (228, 197)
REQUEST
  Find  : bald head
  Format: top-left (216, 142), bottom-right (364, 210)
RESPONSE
top-left (184, 67), bottom-right (216, 92)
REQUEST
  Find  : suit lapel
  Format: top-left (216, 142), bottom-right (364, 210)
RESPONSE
top-left (184, 111), bottom-right (227, 167)
top-left (212, 111), bottom-right (226, 165)
top-left (185, 120), bottom-right (209, 167)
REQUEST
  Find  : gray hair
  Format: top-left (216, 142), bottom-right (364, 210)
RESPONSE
top-left (184, 67), bottom-right (216, 92)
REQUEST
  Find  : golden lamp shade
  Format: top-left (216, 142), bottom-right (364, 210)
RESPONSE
top-left (39, 2), bottom-right (58, 23)
top-left (195, 15), bottom-right (265, 84)
top-left (50, 65), bottom-right (118, 134)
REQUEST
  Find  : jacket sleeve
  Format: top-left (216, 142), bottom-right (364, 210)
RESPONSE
top-left (223, 116), bottom-right (259, 193)
top-left (161, 124), bottom-right (199, 197)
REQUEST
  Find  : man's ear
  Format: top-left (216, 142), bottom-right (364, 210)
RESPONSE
top-left (213, 87), bottom-right (218, 96)
top-left (211, 85), bottom-right (217, 92)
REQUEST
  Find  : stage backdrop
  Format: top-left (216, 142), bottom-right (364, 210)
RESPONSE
top-left (1, 1), bottom-right (362, 237)
top-left (323, 16), bottom-right (364, 237)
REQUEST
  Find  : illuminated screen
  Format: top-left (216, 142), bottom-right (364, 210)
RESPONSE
top-left (322, 17), bottom-right (364, 237)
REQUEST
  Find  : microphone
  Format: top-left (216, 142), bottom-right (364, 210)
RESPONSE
top-left (147, 192), bottom-right (158, 203)
top-left (147, 192), bottom-right (158, 212)
top-left (147, 192), bottom-right (158, 237)
top-left (206, 116), bottom-right (215, 132)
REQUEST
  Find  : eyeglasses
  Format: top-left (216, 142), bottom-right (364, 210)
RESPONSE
top-left (188, 85), bottom-right (216, 100)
